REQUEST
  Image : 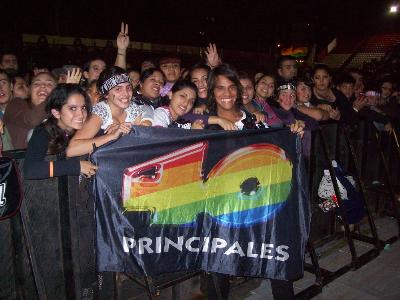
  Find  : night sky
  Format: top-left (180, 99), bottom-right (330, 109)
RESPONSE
top-left (2, 0), bottom-right (398, 51)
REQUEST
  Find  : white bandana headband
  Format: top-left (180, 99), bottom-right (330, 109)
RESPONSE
top-left (277, 83), bottom-right (296, 92)
top-left (100, 73), bottom-right (130, 95)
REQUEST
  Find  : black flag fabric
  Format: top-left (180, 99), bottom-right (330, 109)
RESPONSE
top-left (92, 126), bottom-right (310, 281)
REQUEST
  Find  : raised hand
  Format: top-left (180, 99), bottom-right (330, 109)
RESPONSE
top-left (117, 22), bottom-right (130, 52)
top-left (66, 68), bottom-right (82, 84)
top-left (205, 43), bottom-right (222, 68)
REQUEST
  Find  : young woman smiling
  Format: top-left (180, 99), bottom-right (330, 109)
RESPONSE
top-left (24, 84), bottom-right (97, 179)
top-left (66, 66), bottom-right (143, 157)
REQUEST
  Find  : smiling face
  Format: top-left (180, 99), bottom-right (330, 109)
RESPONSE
top-left (240, 78), bottom-right (255, 105)
top-left (278, 90), bottom-right (296, 111)
top-left (30, 73), bottom-right (57, 106)
top-left (140, 70), bottom-right (164, 99)
top-left (255, 75), bottom-right (275, 100)
top-left (313, 69), bottom-right (331, 92)
top-left (169, 87), bottom-right (197, 120)
top-left (0, 73), bottom-right (13, 107)
top-left (106, 82), bottom-right (133, 110)
top-left (190, 68), bottom-right (208, 99)
top-left (52, 93), bottom-right (88, 132)
top-left (296, 82), bottom-right (311, 103)
top-left (214, 75), bottom-right (238, 112)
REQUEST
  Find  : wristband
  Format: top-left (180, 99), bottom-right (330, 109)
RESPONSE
top-left (49, 161), bottom-right (54, 178)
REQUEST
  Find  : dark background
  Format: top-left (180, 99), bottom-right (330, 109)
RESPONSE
top-left (1, 0), bottom-right (399, 51)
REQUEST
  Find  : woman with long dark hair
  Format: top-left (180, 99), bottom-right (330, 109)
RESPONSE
top-left (24, 84), bottom-right (97, 179)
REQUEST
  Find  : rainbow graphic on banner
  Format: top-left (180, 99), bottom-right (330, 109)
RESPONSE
top-left (122, 142), bottom-right (293, 226)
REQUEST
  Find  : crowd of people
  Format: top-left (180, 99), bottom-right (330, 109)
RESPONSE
top-left (1, 22), bottom-right (400, 299)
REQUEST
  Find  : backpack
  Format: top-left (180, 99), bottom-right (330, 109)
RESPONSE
top-left (0, 136), bottom-right (23, 221)
top-left (317, 161), bottom-right (365, 224)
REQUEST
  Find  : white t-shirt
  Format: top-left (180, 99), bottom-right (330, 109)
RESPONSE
top-left (152, 107), bottom-right (172, 128)
top-left (92, 101), bottom-right (142, 130)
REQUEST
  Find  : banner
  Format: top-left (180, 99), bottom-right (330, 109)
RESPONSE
top-left (92, 126), bottom-right (310, 281)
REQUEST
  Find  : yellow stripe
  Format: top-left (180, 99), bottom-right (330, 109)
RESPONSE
top-left (125, 161), bottom-right (292, 211)
top-left (208, 150), bottom-right (283, 176)
top-left (131, 161), bottom-right (203, 197)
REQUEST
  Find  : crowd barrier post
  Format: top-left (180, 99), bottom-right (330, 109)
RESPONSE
top-left (373, 129), bottom-right (400, 238)
top-left (18, 202), bottom-right (47, 299)
top-left (341, 125), bottom-right (382, 249)
top-left (301, 121), bottom-right (387, 297)
top-left (317, 128), bottom-right (359, 263)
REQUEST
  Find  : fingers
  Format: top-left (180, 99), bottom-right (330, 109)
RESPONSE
top-left (66, 68), bottom-right (82, 84)
top-left (207, 43), bottom-right (216, 53)
top-left (118, 122), bottom-right (132, 134)
top-left (133, 115), bottom-right (143, 126)
top-left (221, 121), bottom-right (236, 131)
top-left (120, 22), bottom-right (128, 35)
top-left (192, 120), bottom-right (205, 129)
top-left (81, 161), bottom-right (98, 178)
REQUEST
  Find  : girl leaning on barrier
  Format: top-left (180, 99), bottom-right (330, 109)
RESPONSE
top-left (24, 84), bottom-right (97, 179)
top-left (66, 66), bottom-right (144, 157)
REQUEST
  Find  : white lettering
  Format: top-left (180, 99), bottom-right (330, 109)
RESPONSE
top-left (0, 183), bottom-right (6, 207)
top-left (276, 245), bottom-right (290, 261)
top-left (224, 241), bottom-right (245, 256)
top-left (260, 243), bottom-right (274, 259)
top-left (122, 236), bottom-right (136, 253)
top-left (138, 237), bottom-right (153, 254)
top-left (185, 237), bottom-right (200, 252)
top-left (164, 236), bottom-right (184, 252)
top-left (202, 237), bottom-right (210, 252)
top-left (155, 236), bottom-right (162, 253)
top-left (246, 242), bottom-right (258, 258)
top-left (211, 238), bottom-right (227, 253)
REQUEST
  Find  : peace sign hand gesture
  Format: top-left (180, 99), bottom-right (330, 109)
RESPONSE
top-left (117, 22), bottom-right (130, 52)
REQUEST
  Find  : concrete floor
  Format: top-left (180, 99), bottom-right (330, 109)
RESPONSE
top-left (118, 216), bottom-right (400, 300)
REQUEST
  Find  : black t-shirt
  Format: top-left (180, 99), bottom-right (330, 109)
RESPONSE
top-left (24, 126), bottom-right (81, 179)
top-left (310, 89), bottom-right (358, 124)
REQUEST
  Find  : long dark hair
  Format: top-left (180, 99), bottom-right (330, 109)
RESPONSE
top-left (42, 83), bottom-right (92, 154)
top-left (207, 64), bottom-right (243, 114)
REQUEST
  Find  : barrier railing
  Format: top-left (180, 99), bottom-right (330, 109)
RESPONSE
top-left (0, 120), bottom-right (399, 300)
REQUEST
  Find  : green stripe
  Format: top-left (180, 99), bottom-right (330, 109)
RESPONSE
top-left (151, 181), bottom-right (291, 224)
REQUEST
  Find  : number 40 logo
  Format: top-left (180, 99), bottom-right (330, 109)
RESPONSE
top-left (0, 182), bottom-right (6, 207)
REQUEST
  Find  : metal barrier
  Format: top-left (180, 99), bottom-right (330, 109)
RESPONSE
top-left (0, 120), bottom-right (399, 300)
